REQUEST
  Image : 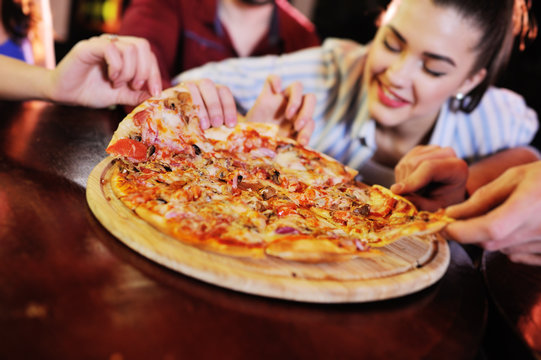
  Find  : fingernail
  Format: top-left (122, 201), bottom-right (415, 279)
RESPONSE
top-left (200, 117), bottom-right (209, 129)
top-left (391, 183), bottom-right (404, 193)
top-left (295, 118), bottom-right (305, 131)
top-left (287, 107), bottom-right (295, 119)
top-left (150, 84), bottom-right (161, 97)
top-left (226, 116), bottom-right (237, 127)
top-left (110, 71), bottom-right (119, 81)
top-left (211, 116), bottom-right (222, 127)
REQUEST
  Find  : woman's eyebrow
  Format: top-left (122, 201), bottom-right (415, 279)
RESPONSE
top-left (388, 25), bottom-right (407, 43)
top-left (422, 52), bottom-right (457, 67)
top-left (388, 25), bottom-right (457, 67)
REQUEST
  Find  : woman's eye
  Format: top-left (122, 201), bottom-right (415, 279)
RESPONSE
top-left (383, 37), bottom-right (401, 52)
top-left (423, 64), bottom-right (446, 77)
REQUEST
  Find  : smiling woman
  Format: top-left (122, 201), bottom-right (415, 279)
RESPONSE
top-left (175, 0), bottom-right (538, 189)
top-left (363, 0), bottom-right (494, 167)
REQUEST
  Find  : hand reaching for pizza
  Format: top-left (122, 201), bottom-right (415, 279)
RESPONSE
top-left (48, 34), bottom-right (162, 107)
top-left (391, 145), bottom-right (468, 211)
top-left (445, 161), bottom-right (541, 266)
top-left (182, 78), bottom-right (239, 129)
top-left (183, 76), bottom-right (316, 145)
top-left (245, 75), bottom-right (316, 145)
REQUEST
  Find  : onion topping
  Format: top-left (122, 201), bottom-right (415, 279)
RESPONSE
top-left (275, 226), bottom-right (299, 235)
top-left (250, 147), bottom-right (276, 159)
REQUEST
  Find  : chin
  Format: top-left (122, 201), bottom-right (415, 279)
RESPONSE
top-left (369, 104), bottom-right (407, 128)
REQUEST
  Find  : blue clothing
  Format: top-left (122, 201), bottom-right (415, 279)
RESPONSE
top-left (175, 38), bottom-right (539, 185)
top-left (0, 38), bottom-right (26, 61)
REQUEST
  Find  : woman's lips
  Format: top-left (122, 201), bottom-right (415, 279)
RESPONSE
top-left (376, 82), bottom-right (410, 108)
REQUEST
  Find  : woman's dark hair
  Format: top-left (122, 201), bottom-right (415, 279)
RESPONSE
top-left (434, 0), bottom-right (537, 112)
top-left (1, 0), bottom-right (32, 43)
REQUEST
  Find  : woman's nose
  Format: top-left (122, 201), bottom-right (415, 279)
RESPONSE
top-left (386, 54), bottom-right (416, 87)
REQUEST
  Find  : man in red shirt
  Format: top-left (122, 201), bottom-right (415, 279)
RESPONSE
top-left (119, 0), bottom-right (320, 87)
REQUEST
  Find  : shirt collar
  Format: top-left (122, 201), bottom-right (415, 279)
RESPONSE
top-left (351, 90), bottom-right (375, 150)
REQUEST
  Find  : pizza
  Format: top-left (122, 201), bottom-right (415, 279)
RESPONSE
top-left (104, 85), bottom-right (452, 263)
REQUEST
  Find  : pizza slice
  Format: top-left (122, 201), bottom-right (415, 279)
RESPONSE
top-left (106, 85), bottom-right (212, 164)
top-left (307, 184), bottom-right (452, 247)
top-left (206, 123), bottom-right (358, 188)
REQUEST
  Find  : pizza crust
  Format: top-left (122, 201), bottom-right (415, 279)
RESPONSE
top-left (265, 237), bottom-right (358, 263)
top-left (205, 122), bottom-right (280, 141)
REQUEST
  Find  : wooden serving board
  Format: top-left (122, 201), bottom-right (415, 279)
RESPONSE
top-left (86, 158), bottom-right (450, 303)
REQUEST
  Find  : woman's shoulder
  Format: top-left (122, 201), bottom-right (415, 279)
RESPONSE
top-left (484, 86), bottom-right (528, 102)
top-left (438, 86), bottom-right (538, 135)
top-left (319, 38), bottom-right (369, 60)
top-left (479, 87), bottom-right (537, 119)
top-left (321, 38), bottom-right (367, 50)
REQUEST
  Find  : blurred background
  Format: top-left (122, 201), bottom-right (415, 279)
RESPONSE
top-left (52, 0), bottom-right (390, 58)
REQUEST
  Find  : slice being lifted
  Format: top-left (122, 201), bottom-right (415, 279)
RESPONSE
top-left (105, 84), bottom-right (452, 263)
top-left (106, 86), bottom-right (211, 163)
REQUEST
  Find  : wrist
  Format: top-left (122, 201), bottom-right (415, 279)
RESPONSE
top-left (41, 68), bottom-right (58, 102)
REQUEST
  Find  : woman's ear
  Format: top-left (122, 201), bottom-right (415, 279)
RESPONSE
top-left (457, 68), bottom-right (487, 96)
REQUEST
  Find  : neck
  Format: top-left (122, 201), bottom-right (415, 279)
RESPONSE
top-left (388, 114), bottom-right (435, 139)
top-left (220, 0), bottom-right (273, 18)
top-left (373, 112), bottom-right (439, 167)
top-left (219, 0), bottom-right (273, 57)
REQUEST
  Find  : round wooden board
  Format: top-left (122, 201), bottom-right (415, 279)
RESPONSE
top-left (86, 158), bottom-right (450, 303)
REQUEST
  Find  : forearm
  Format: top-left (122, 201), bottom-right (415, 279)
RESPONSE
top-left (0, 56), bottom-right (53, 101)
top-left (467, 146), bottom-right (541, 194)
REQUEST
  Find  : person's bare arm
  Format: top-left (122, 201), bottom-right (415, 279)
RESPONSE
top-left (0, 55), bottom-right (51, 101)
top-left (445, 161), bottom-right (541, 265)
top-left (0, 34), bottom-right (162, 108)
top-left (466, 146), bottom-right (540, 194)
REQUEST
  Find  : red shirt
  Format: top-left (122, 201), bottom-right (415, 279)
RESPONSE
top-left (119, 0), bottom-right (320, 86)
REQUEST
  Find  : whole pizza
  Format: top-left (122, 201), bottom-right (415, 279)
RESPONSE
top-left (102, 85), bottom-right (452, 264)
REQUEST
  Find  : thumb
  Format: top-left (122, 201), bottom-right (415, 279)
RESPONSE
top-left (115, 89), bottom-right (151, 107)
top-left (445, 179), bottom-right (513, 219)
top-left (390, 168), bottom-right (432, 195)
top-left (265, 74), bottom-right (282, 94)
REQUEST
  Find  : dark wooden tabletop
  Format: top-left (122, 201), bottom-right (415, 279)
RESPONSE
top-left (0, 100), bottom-right (488, 360)
top-left (482, 251), bottom-right (541, 359)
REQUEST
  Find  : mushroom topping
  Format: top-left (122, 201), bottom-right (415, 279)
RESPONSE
top-left (259, 186), bottom-right (277, 200)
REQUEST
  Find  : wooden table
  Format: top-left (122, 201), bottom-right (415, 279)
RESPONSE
top-left (0, 100), bottom-right (487, 359)
top-left (482, 251), bottom-right (541, 360)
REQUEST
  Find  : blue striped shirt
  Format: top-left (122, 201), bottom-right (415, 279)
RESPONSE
top-left (174, 38), bottom-right (539, 185)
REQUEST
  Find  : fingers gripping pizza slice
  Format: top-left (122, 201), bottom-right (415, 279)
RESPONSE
top-left (307, 184), bottom-right (450, 248)
top-left (105, 85), bottom-right (452, 263)
top-left (106, 86), bottom-right (212, 163)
